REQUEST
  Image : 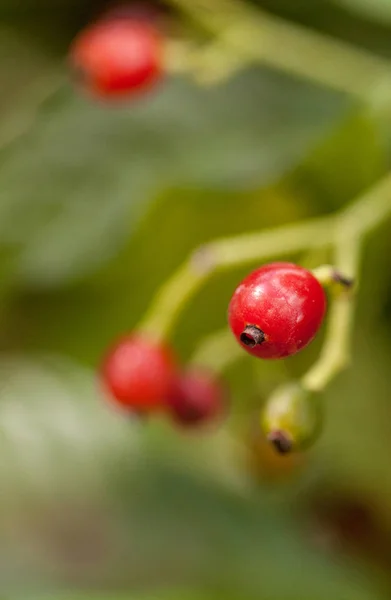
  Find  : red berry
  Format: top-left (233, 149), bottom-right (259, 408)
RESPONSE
top-left (69, 20), bottom-right (162, 98)
top-left (166, 368), bottom-right (226, 427)
top-left (101, 334), bottom-right (177, 412)
top-left (228, 262), bottom-right (326, 359)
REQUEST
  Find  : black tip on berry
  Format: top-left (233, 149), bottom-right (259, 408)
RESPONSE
top-left (332, 270), bottom-right (355, 288)
top-left (267, 430), bottom-right (293, 455)
top-left (240, 325), bottom-right (265, 348)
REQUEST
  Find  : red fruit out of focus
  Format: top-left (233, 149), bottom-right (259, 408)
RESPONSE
top-left (101, 334), bottom-right (177, 413)
top-left (69, 19), bottom-right (163, 98)
top-left (228, 262), bottom-right (327, 359)
top-left (166, 368), bottom-right (226, 427)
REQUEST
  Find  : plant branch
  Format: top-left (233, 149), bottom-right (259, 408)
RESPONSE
top-left (140, 167), bottom-right (391, 343)
top-left (139, 215), bottom-right (334, 340)
top-left (167, 0), bottom-right (391, 102)
top-left (339, 170), bottom-right (391, 236)
top-left (301, 227), bottom-right (360, 392)
top-left (140, 167), bottom-right (391, 364)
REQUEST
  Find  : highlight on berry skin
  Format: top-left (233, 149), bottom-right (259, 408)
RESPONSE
top-left (228, 262), bottom-right (327, 360)
top-left (165, 367), bottom-right (227, 428)
top-left (69, 17), bottom-right (163, 99)
top-left (101, 333), bottom-right (177, 414)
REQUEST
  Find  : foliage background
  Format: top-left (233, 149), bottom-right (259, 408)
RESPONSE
top-left (1, 0), bottom-right (391, 599)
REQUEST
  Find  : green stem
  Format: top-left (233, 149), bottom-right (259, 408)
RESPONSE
top-left (312, 264), bottom-right (355, 292)
top-left (139, 215), bottom-right (333, 340)
top-left (166, 38), bottom-right (244, 84)
top-left (148, 0), bottom-right (391, 403)
top-left (138, 259), bottom-right (205, 341)
top-left (140, 168), bottom-right (391, 345)
top-left (340, 170), bottom-right (391, 236)
top-left (168, 0), bottom-right (391, 101)
top-left (301, 228), bottom-right (360, 392)
top-left (209, 215), bottom-right (333, 268)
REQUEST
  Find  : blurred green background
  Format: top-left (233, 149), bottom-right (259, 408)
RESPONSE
top-left (2, 0), bottom-right (391, 599)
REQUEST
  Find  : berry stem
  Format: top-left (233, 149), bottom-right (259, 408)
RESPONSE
top-left (312, 264), bottom-right (355, 292)
top-left (211, 215), bottom-right (333, 267)
top-left (138, 258), bottom-right (205, 341)
top-left (190, 40), bottom-right (243, 85)
top-left (166, 38), bottom-right (243, 84)
top-left (139, 215), bottom-right (333, 340)
top-left (339, 170), bottom-right (391, 236)
top-left (167, 0), bottom-right (391, 104)
top-left (301, 230), bottom-right (361, 392)
top-left (139, 170), bottom-right (391, 353)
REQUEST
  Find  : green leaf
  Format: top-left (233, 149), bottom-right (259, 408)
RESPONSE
top-left (0, 356), bottom-right (138, 502)
top-left (334, 0), bottom-right (391, 25)
top-left (0, 24), bottom-right (60, 148)
top-left (286, 109), bottom-right (386, 211)
top-left (7, 181), bottom-right (312, 365)
top-left (0, 357), bottom-right (384, 600)
top-left (0, 68), bottom-right (345, 288)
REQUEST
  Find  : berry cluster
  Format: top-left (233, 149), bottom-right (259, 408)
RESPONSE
top-left (70, 9), bottom-right (330, 446)
top-left (101, 333), bottom-right (226, 428)
top-left (101, 262), bottom-right (327, 446)
top-left (66, 3), bottom-right (383, 461)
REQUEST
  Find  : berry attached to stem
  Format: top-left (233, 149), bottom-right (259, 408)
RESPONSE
top-left (312, 264), bottom-right (355, 296)
top-left (228, 262), bottom-right (327, 359)
top-left (69, 19), bottom-right (163, 98)
top-left (101, 334), bottom-right (177, 413)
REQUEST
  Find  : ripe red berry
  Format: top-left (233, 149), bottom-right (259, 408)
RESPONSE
top-left (69, 20), bottom-right (162, 98)
top-left (166, 368), bottom-right (226, 427)
top-left (228, 262), bottom-right (326, 359)
top-left (101, 334), bottom-right (177, 413)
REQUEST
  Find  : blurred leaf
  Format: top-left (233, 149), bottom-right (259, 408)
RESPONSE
top-left (0, 354), bottom-right (241, 592)
top-left (287, 109), bottom-right (386, 211)
top-left (258, 0), bottom-right (391, 60)
top-left (6, 108), bottom-right (384, 369)
top-left (0, 351), bottom-right (248, 509)
top-left (5, 182), bottom-right (312, 365)
top-left (0, 354), bottom-right (386, 600)
top-left (0, 4), bottom-right (390, 600)
top-left (0, 355), bottom-right (139, 503)
top-left (0, 24), bottom-right (61, 148)
top-left (0, 68), bottom-right (345, 288)
top-left (334, 0), bottom-right (391, 25)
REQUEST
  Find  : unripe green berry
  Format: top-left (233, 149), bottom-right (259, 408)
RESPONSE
top-left (261, 382), bottom-right (322, 454)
